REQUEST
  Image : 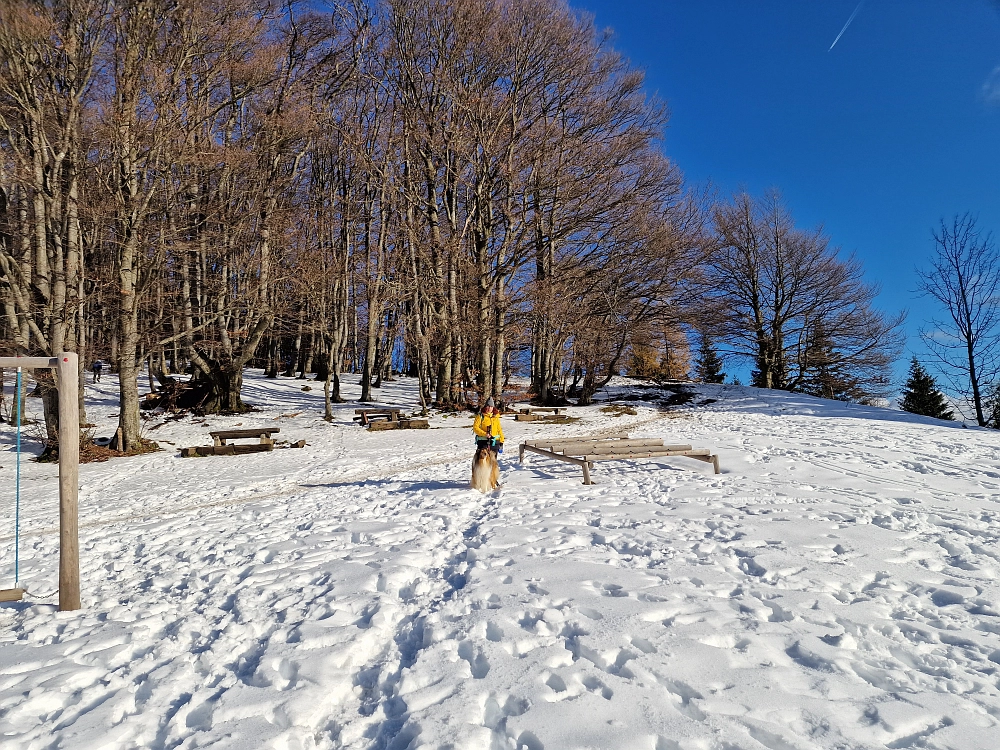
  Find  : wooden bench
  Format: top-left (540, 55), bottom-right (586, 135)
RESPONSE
top-left (180, 427), bottom-right (281, 457)
top-left (209, 428), bottom-right (279, 446)
top-left (368, 418), bottom-right (429, 431)
top-left (181, 444), bottom-right (275, 457)
top-left (516, 406), bottom-right (567, 422)
top-left (354, 408), bottom-right (402, 426)
top-left (519, 435), bottom-right (720, 485)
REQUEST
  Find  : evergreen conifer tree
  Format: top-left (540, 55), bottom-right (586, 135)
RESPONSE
top-left (984, 382), bottom-right (1000, 428)
top-left (800, 323), bottom-right (867, 402)
top-left (900, 357), bottom-right (954, 420)
top-left (695, 335), bottom-right (726, 384)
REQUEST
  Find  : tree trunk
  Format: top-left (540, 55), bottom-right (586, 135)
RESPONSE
top-left (113, 355), bottom-right (142, 452)
top-left (360, 306), bottom-right (378, 402)
top-left (201, 365), bottom-right (245, 413)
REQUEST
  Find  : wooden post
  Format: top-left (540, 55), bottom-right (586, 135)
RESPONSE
top-left (56, 353), bottom-right (81, 611)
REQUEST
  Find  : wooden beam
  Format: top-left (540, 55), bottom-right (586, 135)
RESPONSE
top-left (534, 441), bottom-right (690, 455)
top-left (0, 356), bottom-right (60, 368)
top-left (527, 438), bottom-right (666, 452)
top-left (519, 443), bottom-right (591, 467)
top-left (582, 449), bottom-right (720, 474)
top-left (519, 443), bottom-right (595, 484)
top-left (582, 448), bottom-right (710, 461)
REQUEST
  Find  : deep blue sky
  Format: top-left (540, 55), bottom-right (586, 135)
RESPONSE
top-left (570, 0), bottom-right (1000, 389)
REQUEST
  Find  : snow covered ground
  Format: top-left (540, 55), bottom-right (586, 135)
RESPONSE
top-left (1, 371), bottom-right (999, 750)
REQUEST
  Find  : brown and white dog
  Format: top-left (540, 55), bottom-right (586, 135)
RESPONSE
top-left (471, 444), bottom-right (500, 492)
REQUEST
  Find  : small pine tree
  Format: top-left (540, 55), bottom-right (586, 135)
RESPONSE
top-left (984, 382), bottom-right (1000, 429)
top-left (695, 335), bottom-right (725, 384)
top-left (899, 357), bottom-right (954, 420)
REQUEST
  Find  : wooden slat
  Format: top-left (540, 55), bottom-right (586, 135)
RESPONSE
top-left (209, 428), bottom-right (279, 439)
top-left (574, 444), bottom-right (693, 457)
top-left (538, 444), bottom-right (680, 458)
top-left (582, 448), bottom-right (709, 461)
top-left (528, 438), bottom-right (671, 453)
top-left (0, 588), bottom-right (25, 603)
top-left (525, 437), bottom-right (662, 448)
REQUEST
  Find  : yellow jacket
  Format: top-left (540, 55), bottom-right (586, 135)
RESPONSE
top-left (473, 412), bottom-right (504, 442)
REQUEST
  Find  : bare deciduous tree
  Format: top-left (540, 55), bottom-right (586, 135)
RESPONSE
top-left (711, 191), bottom-right (903, 401)
top-left (916, 213), bottom-right (1000, 426)
top-left (0, 0), bottom-right (109, 445)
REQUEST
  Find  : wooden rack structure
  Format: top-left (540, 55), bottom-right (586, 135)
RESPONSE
top-left (519, 435), bottom-right (720, 485)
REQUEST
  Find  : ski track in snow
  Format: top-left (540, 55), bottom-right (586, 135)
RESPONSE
top-left (1, 375), bottom-right (1000, 749)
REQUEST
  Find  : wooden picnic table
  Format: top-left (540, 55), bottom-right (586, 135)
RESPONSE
top-left (181, 427), bottom-right (280, 457)
top-left (515, 406), bottom-right (566, 422)
top-left (353, 408), bottom-right (403, 426)
top-left (519, 406), bottom-right (565, 415)
top-left (209, 427), bottom-right (279, 446)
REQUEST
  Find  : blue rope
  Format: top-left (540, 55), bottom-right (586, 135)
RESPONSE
top-left (15, 368), bottom-right (21, 587)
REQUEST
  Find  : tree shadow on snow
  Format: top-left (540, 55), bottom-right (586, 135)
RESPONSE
top-left (300, 477), bottom-right (471, 493)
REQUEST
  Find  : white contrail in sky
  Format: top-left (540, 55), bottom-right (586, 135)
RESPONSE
top-left (829, 0), bottom-right (866, 50)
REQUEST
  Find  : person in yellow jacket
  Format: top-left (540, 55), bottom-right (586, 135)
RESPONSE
top-left (473, 397), bottom-right (505, 456)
